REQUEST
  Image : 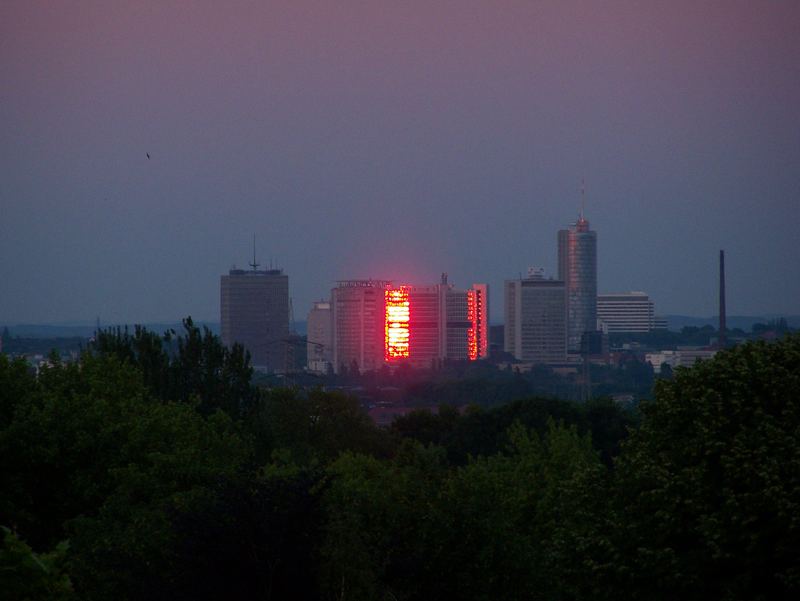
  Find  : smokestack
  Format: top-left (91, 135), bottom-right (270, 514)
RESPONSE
top-left (719, 250), bottom-right (726, 349)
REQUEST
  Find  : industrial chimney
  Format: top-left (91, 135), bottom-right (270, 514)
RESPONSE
top-left (719, 250), bottom-right (727, 349)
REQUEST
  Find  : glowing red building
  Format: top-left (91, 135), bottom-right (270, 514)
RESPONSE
top-left (330, 275), bottom-right (488, 373)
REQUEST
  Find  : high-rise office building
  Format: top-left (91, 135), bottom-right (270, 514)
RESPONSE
top-left (403, 276), bottom-right (489, 369)
top-left (332, 280), bottom-right (390, 374)
top-left (330, 276), bottom-right (489, 373)
top-left (220, 266), bottom-right (289, 372)
top-left (504, 270), bottom-right (567, 363)
top-left (558, 212), bottom-right (597, 352)
top-left (597, 292), bottom-right (655, 333)
top-left (306, 300), bottom-right (333, 373)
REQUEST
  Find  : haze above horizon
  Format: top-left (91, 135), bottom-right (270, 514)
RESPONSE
top-left (2, 1), bottom-right (798, 323)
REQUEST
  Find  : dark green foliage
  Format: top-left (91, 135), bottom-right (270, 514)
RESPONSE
top-left (0, 354), bottom-right (38, 429)
top-left (93, 317), bottom-right (253, 418)
top-left (391, 396), bottom-right (637, 466)
top-left (2, 328), bottom-right (799, 600)
top-left (321, 422), bottom-right (612, 601)
top-left (163, 464), bottom-right (322, 601)
top-left (0, 352), bottom-right (251, 599)
top-left (0, 527), bottom-right (75, 601)
top-left (402, 362), bottom-right (573, 406)
top-left (1, 354), bottom-right (158, 548)
top-left (389, 403), bottom-right (460, 447)
top-left (611, 334), bottom-right (800, 600)
top-left (247, 387), bottom-right (393, 465)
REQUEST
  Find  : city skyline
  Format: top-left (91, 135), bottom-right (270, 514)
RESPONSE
top-left (2, 1), bottom-right (799, 324)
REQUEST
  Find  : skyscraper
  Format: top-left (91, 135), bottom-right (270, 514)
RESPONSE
top-left (330, 276), bottom-right (489, 373)
top-left (306, 300), bottom-right (333, 373)
top-left (504, 269), bottom-right (567, 363)
top-left (558, 212), bottom-right (597, 352)
top-left (220, 265), bottom-right (289, 372)
top-left (404, 276), bottom-right (489, 369)
top-left (331, 280), bottom-right (390, 374)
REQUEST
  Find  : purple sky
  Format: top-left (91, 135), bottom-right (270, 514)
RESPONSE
top-left (2, 1), bottom-right (799, 324)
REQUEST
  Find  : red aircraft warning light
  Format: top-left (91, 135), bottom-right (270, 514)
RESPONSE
top-left (385, 286), bottom-right (410, 360)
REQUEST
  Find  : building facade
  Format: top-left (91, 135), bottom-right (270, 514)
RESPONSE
top-left (220, 267), bottom-right (289, 372)
top-left (330, 276), bottom-right (489, 373)
top-left (504, 272), bottom-right (567, 364)
top-left (558, 214), bottom-right (597, 352)
top-left (405, 277), bottom-right (489, 369)
top-left (306, 300), bottom-right (333, 373)
top-left (597, 292), bottom-right (655, 333)
top-left (331, 280), bottom-right (390, 374)
top-left (646, 348), bottom-right (717, 373)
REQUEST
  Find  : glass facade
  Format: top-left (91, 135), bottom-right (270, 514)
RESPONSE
top-left (558, 217), bottom-right (597, 352)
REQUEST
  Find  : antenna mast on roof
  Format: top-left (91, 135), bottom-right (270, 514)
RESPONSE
top-left (580, 177), bottom-right (586, 220)
top-left (249, 234), bottom-right (260, 271)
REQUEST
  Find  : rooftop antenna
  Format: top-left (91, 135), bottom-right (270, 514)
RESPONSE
top-left (249, 234), bottom-right (259, 271)
top-left (580, 177), bottom-right (586, 220)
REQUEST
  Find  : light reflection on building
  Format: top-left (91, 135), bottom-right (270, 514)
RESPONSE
top-left (385, 287), bottom-right (410, 360)
top-left (558, 214), bottom-right (597, 352)
top-left (330, 276), bottom-right (488, 373)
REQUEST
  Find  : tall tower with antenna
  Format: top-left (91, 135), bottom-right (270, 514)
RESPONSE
top-left (558, 180), bottom-right (598, 352)
top-left (221, 237), bottom-right (289, 372)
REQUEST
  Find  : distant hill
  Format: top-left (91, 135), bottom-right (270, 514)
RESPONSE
top-left (3, 322), bottom-right (221, 339)
top-left (664, 315), bottom-right (800, 331)
top-left (2, 320), bottom-right (309, 338)
top-left (5, 316), bottom-right (796, 339)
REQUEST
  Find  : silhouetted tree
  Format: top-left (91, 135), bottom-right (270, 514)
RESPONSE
top-left (611, 335), bottom-right (800, 599)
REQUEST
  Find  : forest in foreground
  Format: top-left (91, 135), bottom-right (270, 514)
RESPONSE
top-left (1, 322), bottom-right (798, 600)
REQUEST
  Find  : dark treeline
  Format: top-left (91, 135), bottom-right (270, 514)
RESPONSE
top-left (1, 321), bottom-right (798, 600)
top-left (295, 359), bottom-right (654, 406)
top-left (609, 317), bottom-right (797, 349)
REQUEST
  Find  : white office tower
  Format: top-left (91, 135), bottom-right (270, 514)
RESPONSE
top-left (597, 292), bottom-right (656, 333)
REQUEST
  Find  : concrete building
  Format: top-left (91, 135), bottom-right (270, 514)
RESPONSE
top-left (330, 276), bottom-right (489, 374)
top-left (558, 213), bottom-right (597, 352)
top-left (597, 292), bottom-right (655, 333)
top-left (221, 267), bottom-right (289, 372)
top-left (331, 280), bottom-right (390, 374)
top-left (646, 348), bottom-right (717, 373)
top-left (504, 270), bottom-right (567, 364)
top-left (406, 276), bottom-right (489, 369)
top-left (306, 300), bottom-right (333, 373)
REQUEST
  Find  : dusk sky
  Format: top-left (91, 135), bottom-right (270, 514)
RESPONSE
top-left (2, 0), bottom-right (798, 324)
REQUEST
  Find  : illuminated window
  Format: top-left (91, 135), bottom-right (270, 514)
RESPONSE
top-left (467, 291), bottom-right (478, 360)
top-left (385, 287), bottom-right (410, 360)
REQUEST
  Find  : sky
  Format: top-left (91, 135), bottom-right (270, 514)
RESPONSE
top-left (1, 0), bottom-right (799, 325)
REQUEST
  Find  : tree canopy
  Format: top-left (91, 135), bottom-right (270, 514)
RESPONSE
top-left (1, 327), bottom-right (798, 600)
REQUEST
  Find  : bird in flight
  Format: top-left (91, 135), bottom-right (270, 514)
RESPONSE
top-left (146, 153), bottom-right (150, 159)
